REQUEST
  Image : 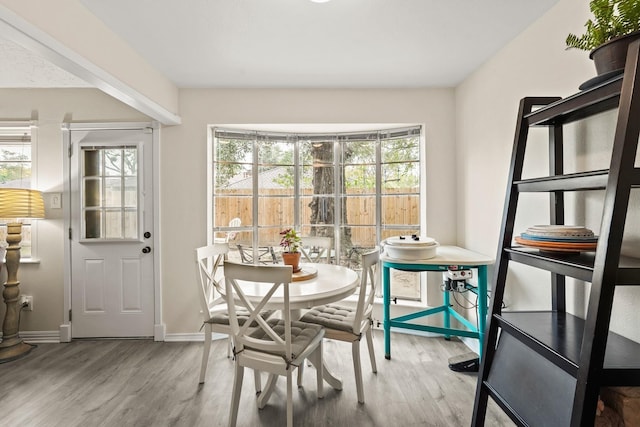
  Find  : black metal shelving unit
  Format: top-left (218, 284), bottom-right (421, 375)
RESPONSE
top-left (471, 40), bottom-right (640, 427)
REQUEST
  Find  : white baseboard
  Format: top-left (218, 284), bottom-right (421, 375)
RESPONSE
top-left (20, 330), bottom-right (60, 344)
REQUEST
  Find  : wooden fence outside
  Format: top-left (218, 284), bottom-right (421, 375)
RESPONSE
top-left (214, 188), bottom-right (419, 247)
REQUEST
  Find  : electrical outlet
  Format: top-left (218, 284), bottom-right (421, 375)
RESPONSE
top-left (20, 295), bottom-right (33, 311)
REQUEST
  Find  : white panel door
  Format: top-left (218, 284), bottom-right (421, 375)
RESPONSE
top-left (69, 126), bottom-right (154, 338)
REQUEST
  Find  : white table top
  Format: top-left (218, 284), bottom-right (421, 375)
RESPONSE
top-left (230, 263), bottom-right (359, 310)
top-left (381, 245), bottom-right (494, 266)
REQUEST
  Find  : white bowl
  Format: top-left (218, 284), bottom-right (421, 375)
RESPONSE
top-left (383, 236), bottom-right (439, 260)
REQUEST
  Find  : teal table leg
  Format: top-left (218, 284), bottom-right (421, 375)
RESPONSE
top-left (383, 264), bottom-right (391, 360)
top-left (443, 283), bottom-right (451, 340)
top-left (477, 265), bottom-right (487, 359)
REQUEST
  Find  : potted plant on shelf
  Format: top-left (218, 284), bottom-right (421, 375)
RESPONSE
top-left (566, 0), bottom-right (640, 77)
top-left (280, 228), bottom-right (302, 273)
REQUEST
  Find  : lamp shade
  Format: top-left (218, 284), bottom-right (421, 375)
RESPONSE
top-left (0, 188), bottom-right (45, 219)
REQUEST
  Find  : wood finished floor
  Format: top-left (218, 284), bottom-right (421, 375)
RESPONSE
top-left (0, 331), bottom-right (514, 427)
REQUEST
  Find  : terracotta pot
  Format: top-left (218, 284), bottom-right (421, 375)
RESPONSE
top-left (590, 30), bottom-right (640, 75)
top-left (282, 252), bottom-right (301, 273)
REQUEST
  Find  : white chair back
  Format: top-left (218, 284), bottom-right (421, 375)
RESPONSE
top-left (353, 248), bottom-right (380, 333)
top-left (224, 262), bottom-right (295, 361)
top-left (196, 243), bottom-right (229, 320)
top-left (300, 236), bottom-right (332, 264)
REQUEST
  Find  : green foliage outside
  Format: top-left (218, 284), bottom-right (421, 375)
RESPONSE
top-left (0, 147), bottom-right (30, 186)
top-left (214, 135), bottom-right (420, 191)
top-left (566, 0), bottom-right (640, 51)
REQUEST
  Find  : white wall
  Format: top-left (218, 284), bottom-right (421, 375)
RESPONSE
top-left (0, 88), bottom-right (149, 333)
top-left (161, 88), bottom-right (457, 334)
top-left (9, 0), bottom-right (638, 342)
top-left (455, 0), bottom-right (640, 341)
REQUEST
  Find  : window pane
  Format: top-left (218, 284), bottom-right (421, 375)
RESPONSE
top-left (214, 195), bottom-right (253, 227)
top-left (258, 195), bottom-right (294, 226)
top-left (382, 161), bottom-right (419, 191)
top-left (83, 149), bottom-right (102, 176)
top-left (344, 140), bottom-right (375, 164)
top-left (382, 136), bottom-right (419, 163)
top-left (104, 210), bottom-right (122, 238)
top-left (104, 177), bottom-right (121, 207)
top-left (85, 209), bottom-right (102, 239)
top-left (258, 140), bottom-right (293, 166)
top-left (343, 195), bottom-right (376, 225)
top-left (215, 138), bottom-right (253, 163)
top-left (300, 195), bottom-right (334, 226)
top-left (257, 166), bottom-right (294, 196)
top-left (339, 228), bottom-right (376, 269)
top-left (104, 149), bottom-right (122, 176)
top-left (344, 165), bottom-right (376, 192)
top-left (123, 148), bottom-right (137, 175)
top-left (84, 178), bottom-right (102, 207)
top-left (124, 210), bottom-right (138, 239)
top-left (124, 177), bottom-right (137, 208)
top-left (382, 194), bottom-right (420, 226)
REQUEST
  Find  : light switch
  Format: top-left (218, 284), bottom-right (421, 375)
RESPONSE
top-left (50, 193), bottom-right (62, 209)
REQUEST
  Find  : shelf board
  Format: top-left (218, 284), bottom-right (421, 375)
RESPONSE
top-left (514, 168), bottom-right (640, 191)
top-left (525, 76), bottom-right (622, 126)
top-left (514, 170), bottom-right (609, 192)
top-left (497, 311), bottom-right (640, 385)
top-left (505, 247), bottom-right (640, 284)
top-left (506, 248), bottom-right (594, 282)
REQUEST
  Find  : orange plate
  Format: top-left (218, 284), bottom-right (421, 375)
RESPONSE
top-left (514, 236), bottom-right (597, 252)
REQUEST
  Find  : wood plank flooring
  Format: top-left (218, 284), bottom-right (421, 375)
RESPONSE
top-left (0, 331), bottom-right (514, 426)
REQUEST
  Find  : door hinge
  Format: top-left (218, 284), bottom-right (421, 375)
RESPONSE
top-left (68, 228), bottom-right (72, 240)
top-left (68, 143), bottom-right (73, 158)
top-left (69, 309), bottom-right (72, 322)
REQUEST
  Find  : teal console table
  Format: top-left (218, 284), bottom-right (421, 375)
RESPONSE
top-left (382, 246), bottom-right (493, 360)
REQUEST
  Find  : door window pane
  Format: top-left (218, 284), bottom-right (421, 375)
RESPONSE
top-left (81, 145), bottom-right (139, 240)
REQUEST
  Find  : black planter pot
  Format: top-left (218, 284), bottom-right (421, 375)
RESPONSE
top-left (590, 30), bottom-right (640, 75)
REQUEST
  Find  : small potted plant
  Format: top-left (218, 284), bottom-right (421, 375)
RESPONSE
top-left (566, 0), bottom-right (640, 76)
top-left (279, 228), bottom-right (302, 272)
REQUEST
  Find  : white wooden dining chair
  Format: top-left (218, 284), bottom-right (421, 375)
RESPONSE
top-left (298, 247), bottom-right (380, 403)
top-left (224, 261), bottom-right (325, 427)
top-left (195, 243), bottom-right (274, 387)
top-left (300, 236), bottom-right (333, 264)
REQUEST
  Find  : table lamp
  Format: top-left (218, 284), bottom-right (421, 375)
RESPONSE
top-left (0, 188), bottom-right (45, 362)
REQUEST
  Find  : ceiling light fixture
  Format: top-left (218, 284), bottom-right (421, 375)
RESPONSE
top-left (310, 0), bottom-right (331, 3)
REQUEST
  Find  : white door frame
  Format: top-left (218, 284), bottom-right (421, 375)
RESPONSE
top-left (60, 122), bottom-right (164, 342)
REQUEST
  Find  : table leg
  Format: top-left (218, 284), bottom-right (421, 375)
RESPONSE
top-left (443, 284), bottom-right (451, 340)
top-left (383, 264), bottom-right (391, 360)
top-left (477, 265), bottom-right (487, 359)
top-left (257, 374), bottom-right (279, 409)
top-left (308, 357), bottom-right (343, 390)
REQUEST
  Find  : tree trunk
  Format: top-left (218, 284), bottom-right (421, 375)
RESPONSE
top-left (309, 142), bottom-right (353, 261)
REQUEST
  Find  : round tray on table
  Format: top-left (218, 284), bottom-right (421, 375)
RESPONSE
top-left (292, 266), bottom-right (318, 282)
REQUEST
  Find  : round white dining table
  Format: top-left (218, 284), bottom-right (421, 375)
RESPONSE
top-left (228, 262), bottom-right (359, 393)
top-left (234, 263), bottom-right (359, 310)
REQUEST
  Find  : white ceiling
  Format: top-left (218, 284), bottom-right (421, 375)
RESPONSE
top-left (1, 0), bottom-right (560, 89)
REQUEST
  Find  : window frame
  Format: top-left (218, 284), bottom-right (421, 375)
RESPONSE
top-left (208, 125), bottom-right (427, 303)
top-left (0, 121), bottom-right (39, 261)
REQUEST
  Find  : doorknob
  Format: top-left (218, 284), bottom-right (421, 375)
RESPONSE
top-left (144, 231), bottom-right (151, 238)
top-left (142, 246), bottom-right (151, 254)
